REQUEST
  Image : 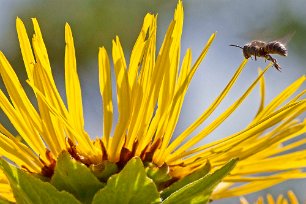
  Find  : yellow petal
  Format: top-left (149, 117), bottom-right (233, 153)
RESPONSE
top-left (0, 170), bottom-right (14, 202)
top-left (109, 37), bottom-right (131, 161)
top-left (287, 191), bottom-right (299, 204)
top-left (163, 57), bottom-right (246, 161)
top-left (212, 179), bottom-right (284, 199)
top-left (128, 13), bottom-right (155, 89)
top-left (16, 17), bottom-right (35, 82)
top-left (255, 68), bottom-right (266, 116)
top-left (252, 75), bottom-right (305, 124)
top-left (267, 194), bottom-right (276, 204)
top-left (126, 15), bottom-right (157, 150)
top-left (0, 132), bottom-right (42, 172)
top-left (153, 33), bottom-right (217, 165)
top-left (99, 47), bottom-right (113, 148)
top-left (0, 89), bottom-right (45, 158)
top-left (65, 23), bottom-right (85, 136)
top-left (166, 62), bottom-right (270, 163)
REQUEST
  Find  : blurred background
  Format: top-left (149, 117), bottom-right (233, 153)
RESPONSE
top-left (0, 0), bottom-right (305, 203)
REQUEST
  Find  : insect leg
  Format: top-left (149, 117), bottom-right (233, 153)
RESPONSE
top-left (266, 54), bottom-right (281, 71)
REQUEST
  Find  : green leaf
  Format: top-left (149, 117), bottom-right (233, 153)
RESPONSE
top-left (50, 151), bottom-right (105, 204)
top-left (92, 157), bottom-right (161, 204)
top-left (161, 160), bottom-right (211, 199)
top-left (0, 159), bottom-right (81, 204)
top-left (162, 158), bottom-right (238, 204)
top-left (0, 198), bottom-right (11, 204)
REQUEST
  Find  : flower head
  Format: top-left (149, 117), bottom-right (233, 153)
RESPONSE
top-left (0, 1), bottom-right (305, 203)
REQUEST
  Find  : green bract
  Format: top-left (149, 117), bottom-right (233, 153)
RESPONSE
top-left (50, 152), bottom-right (105, 203)
top-left (0, 153), bottom-right (238, 204)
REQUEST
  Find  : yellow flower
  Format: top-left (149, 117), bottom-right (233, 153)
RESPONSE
top-left (240, 191), bottom-right (299, 204)
top-left (0, 0), bottom-right (305, 202)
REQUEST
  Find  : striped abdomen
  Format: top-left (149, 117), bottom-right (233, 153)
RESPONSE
top-left (265, 41), bottom-right (288, 56)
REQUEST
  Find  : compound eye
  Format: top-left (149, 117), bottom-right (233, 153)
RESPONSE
top-left (243, 51), bottom-right (250, 59)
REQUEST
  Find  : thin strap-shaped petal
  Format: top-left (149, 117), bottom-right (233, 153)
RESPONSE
top-left (231, 150), bottom-right (306, 175)
top-left (125, 16), bottom-right (157, 149)
top-left (109, 37), bottom-right (131, 161)
top-left (0, 51), bottom-right (43, 136)
top-left (65, 23), bottom-right (87, 138)
top-left (255, 68), bottom-right (265, 116)
top-left (252, 75), bottom-right (305, 124)
top-left (138, 49), bottom-right (192, 155)
top-left (0, 124), bottom-right (15, 139)
top-left (233, 120), bottom-right (306, 161)
top-left (31, 20), bottom-right (95, 155)
top-left (276, 195), bottom-right (286, 204)
top-left (32, 18), bottom-right (51, 71)
top-left (212, 80), bottom-right (306, 161)
top-left (162, 58), bottom-right (247, 161)
top-left (0, 89), bottom-right (46, 158)
top-left (0, 170), bottom-right (14, 202)
top-left (16, 18), bottom-right (35, 82)
top-left (209, 106), bottom-right (306, 163)
top-left (177, 99), bottom-right (305, 164)
top-left (0, 132), bottom-right (42, 172)
top-left (31, 19), bottom-right (68, 118)
top-left (128, 13), bottom-right (155, 89)
top-left (257, 197), bottom-right (264, 204)
top-left (30, 20), bottom-right (69, 154)
top-left (152, 33), bottom-right (217, 165)
top-left (254, 120), bottom-right (306, 158)
top-left (99, 47), bottom-right (113, 147)
top-left (267, 194), bottom-right (275, 204)
top-left (27, 79), bottom-right (102, 162)
top-left (239, 191), bottom-right (299, 204)
top-left (126, 15), bottom-right (156, 149)
top-left (31, 63), bottom-right (66, 155)
top-left (135, 3), bottom-right (183, 158)
top-left (239, 197), bottom-right (249, 204)
top-left (212, 179), bottom-right (285, 199)
top-left (287, 191), bottom-right (299, 204)
top-left (127, 15), bottom-right (172, 150)
top-left (216, 176), bottom-right (301, 201)
top-left (165, 59), bottom-right (257, 163)
top-left (225, 171), bottom-right (306, 182)
top-left (149, 49), bottom-right (191, 155)
top-left (157, 1), bottom-right (183, 115)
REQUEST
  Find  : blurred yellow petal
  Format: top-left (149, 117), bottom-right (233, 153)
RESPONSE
top-left (239, 192), bottom-right (299, 204)
top-left (267, 194), bottom-right (276, 204)
top-left (287, 191), bottom-right (299, 204)
top-left (0, 169), bottom-right (14, 202)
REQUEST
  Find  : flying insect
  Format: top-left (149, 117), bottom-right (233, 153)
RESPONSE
top-left (230, 40), bottom-right (288, 71)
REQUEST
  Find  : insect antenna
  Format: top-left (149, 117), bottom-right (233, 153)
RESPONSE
top-left (229, 44), bottom-right (244, 49)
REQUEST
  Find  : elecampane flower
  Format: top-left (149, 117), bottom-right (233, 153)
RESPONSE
top-left (240, 191), bottom-right (299, 204)
top-left (0, 1), bottom-right (305, 203)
